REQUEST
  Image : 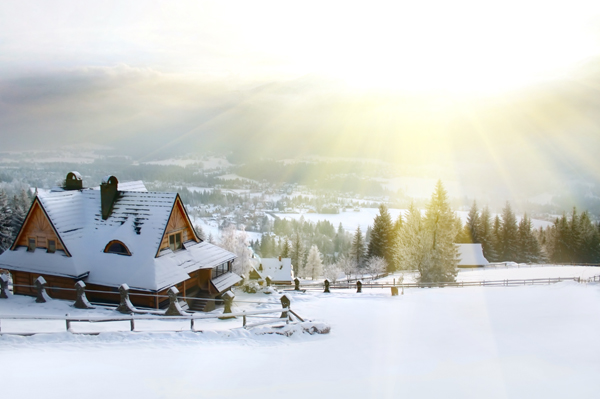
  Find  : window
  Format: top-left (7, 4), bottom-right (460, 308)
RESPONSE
top-left (104, 240), bottom-right (131, 256)
top-left (212, 262), bottom-right (229, 279)
top-left (27, 238), bottom-right (36, 252)
top-left (47, 240), bottom-right (56, 253)
top-left (169, 232), bottom-right (182, 251)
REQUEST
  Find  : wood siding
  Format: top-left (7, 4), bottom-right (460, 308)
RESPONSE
top-left (14, 200), bottom-right (65, 252)
top-left (158, 197), bottom-right (198, 253)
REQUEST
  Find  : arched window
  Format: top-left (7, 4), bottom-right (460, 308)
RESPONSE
top-left (104, 240), bottom-right (131, 256)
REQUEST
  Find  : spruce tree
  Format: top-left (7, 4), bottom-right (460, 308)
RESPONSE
top-left (291, 232), bottom-right (303, 275)
top-left (367, 204), bottom-right (395, 272)
top-left (477, 206), bottom-right (497, 262)
top-left (350, 226), bottom-right (366, 268)
top-left (516, 213), bottom-right (541, 263)
top-left (281, 238), bottom-right (291, 258)
top-left (417, 181), bottom-right (459, 283)
top-left (397, 202), bottom-right (423, 271)
top-left (305, 245), bottom-right (323, 280)
top-left (462, 201), bottom-right (480, 244)
top-left (579, 211), bottom-right (600, 263)
top-left (0, 190), bottom-right (13, 254)
top-left (498, 202), bottom-right (518, 262)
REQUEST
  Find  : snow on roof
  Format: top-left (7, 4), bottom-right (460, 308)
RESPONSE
top-left (91, 180), bottom-right (147, 192)
top-left (254, 258), bottom-right (293, 282)
top-left (211, 272), bottom-right (242, 293)
top-left (0, 183), bottom-right (236, 292)
top-left (457, 244), bottom-right (489, 267)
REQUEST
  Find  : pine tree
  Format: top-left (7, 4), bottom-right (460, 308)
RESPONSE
top-left (367, 204), bottom-right (395, 272)
top-left (305, 245), bottom-right (323, 280)
top-left (417, 181), bottom-right (459, 283)
top-left (350, 226), bottom-right (366, 268)
top-left (579, 211), bottom-right (600, 263)
top-left (291, 232), bottom-right (303, 276)
top-left (476, 206), bottom-right (497, 262)
top-left (397, 202), bottom-right (423, 271)
top-left (0, 190), bottom-right (13, 254)
top-left (516, 213), bottom-right (541, 263)
top-left (281, 238), bottom-right (291, 258)
top-left (461, 201), bottom-right (480, 244)
top-left (497, 202), bottom-right (518, 262)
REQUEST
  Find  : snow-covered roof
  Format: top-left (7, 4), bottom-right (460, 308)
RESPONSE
top-left (457, 244), bottom-right (489, 267)
top-left (253, 258), bottom-right (293, 282)
top-left (212, 272), bottom-right (242, 292)
top-left (0, 184), bottom-right (236, 292)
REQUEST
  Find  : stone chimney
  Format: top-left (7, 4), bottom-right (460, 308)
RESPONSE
top-left (100, 175), bottom-right (119, 220)
top-left (64, 171), bottom-right (83, 190)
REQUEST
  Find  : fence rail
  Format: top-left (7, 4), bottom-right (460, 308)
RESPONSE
top-left (0, 306), bottom-right (294, 335)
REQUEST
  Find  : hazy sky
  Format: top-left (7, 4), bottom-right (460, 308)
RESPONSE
top-left (1, 0), bottom-right (600, 194)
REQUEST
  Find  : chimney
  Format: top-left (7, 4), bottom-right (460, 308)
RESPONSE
top-left (279, 255), bottom-right (282, 261)
top-left (64, 171), bottom-right (83, 190)
top-left (100, 175), bottom-right (119, 220)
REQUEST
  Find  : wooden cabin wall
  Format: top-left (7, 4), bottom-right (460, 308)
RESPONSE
top-left (158, 199), bottom-right (197, 252)
top-left (14, 202), bottom-right (65, 251)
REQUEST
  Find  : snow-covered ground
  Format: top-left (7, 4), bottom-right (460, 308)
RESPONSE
top-left (273, 208), bottom-right (552, 232)
top-left (2, 281), bottom-right (600, 398)
top-left (376, 265), bottom-right (600, 284)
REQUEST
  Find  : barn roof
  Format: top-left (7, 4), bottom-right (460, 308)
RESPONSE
top-left (457, 244), bottom-right (489, 267)
top-left (0, 182), bottom-right (236, 291)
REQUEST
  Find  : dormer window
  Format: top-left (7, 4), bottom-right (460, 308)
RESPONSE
top-left (169, 232), bottom-right (182, 251)
top-left (104, 240), bottom-right (131, 256)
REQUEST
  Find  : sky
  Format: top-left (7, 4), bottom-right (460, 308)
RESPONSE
top-left (1, 0), bottom-right (600, 196)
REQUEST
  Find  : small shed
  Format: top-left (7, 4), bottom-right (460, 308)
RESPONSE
top-left (456, 244), bottom-right (489, 268)
top-left (250, 256), bottom-right (293, 285)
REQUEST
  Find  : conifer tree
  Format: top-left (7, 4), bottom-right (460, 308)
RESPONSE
top-left (516, 213), bottom-right (541, 263)
top-left (397, 202), bottom-right (423, 271)
top-left (578, 211), bottom-right (600, 263)
top-left (367, 204), bottom-right (395, 271)
top-left (417, 181), bottom-right (459, 283)
top-left (0, 190), bottom-right (13, 254)
top-left (461, 201), bottom-right (480, 244)
top-left (305, 245), bottom-right (323, 280)
top-left (291, 232), bottom-right (303, 275)
top-left (477, 206), bottom-right (497, 262)
top-left (497, 202), bottom-right (518, 261)
top-left (350, 226), bottom-right (366, 268)
top-left (281, 238), bottom-right (291, 258)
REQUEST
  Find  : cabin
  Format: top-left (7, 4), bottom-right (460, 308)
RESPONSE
top-left (456, 243), bottom-right (490, 268)
top-left (0, 172), bottom-right (240, 311)
top-left (249, 256), bottom-right (293, 285)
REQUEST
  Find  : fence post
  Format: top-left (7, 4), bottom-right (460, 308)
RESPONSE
top-left (243, 311), bottom-right (247, 328)
top-left (116, 283), bottom-right (137, 314)
top-left (0, 274), bottom-right (10, 299)
top-left (280, 294), bottom-right (290, 319)
top-left (165, 286), bottom-right (187, 316)
top-left (294, 278), bottom-right (300, 291)
top-left (219, 291), bottom-right (235, 319)
top-left (401, 286), bottom-right (404, 295)
top-left (391, 286), bottom-right (398, 296)
top-left (73, 281), bottom-right (94, 309)
top-left (35, 276), bottom-right (51, 303)
top-left (356, 280), bottom-right (362, 293)
top-left (130, 317), bottom-right (135, 332)
top-left (265, 276), bottom-right (272, 287)
top-left (324, 279), bottom-right (330, 293)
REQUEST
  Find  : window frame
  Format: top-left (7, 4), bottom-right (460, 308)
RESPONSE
top-left (169, 232), bottom-right (183, 252)
top-left (211, 262), bottom-right (229, 279)
top-left (47, 239), bottom-right (56, 253)
top-left (103, 240), bottom-right (132, 256)
top-left (27, 237), bottom-right (36, 252)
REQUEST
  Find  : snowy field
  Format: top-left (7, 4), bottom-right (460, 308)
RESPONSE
top-left (274, 209), bottom-right (552, 233)
top-left (376, 265), bottom-right (600, 284)
top-left (2, 282), bottom-right (600, 398)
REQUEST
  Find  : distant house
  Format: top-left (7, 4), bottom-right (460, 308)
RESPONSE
top-left (456, 243), bottom-right (489, 268)
top-left (0, 172), bottom-right (239, 311)
top-left (249, 256), bottom-right (293, 285)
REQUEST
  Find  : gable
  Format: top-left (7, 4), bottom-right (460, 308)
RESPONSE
top-left (11, 199), bottom-right (70, 256)
top-left (156, 196), bottom-right (199, 256)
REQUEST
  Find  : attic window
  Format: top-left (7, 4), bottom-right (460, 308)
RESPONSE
top-left (27, 238), bottom-right (36, 252)
top-left (47, 240), bottom-right (56, 253)
top-left (104, 240), bottom-right (131, 256)
top-left (169, 232), bottom-right (182, 251)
